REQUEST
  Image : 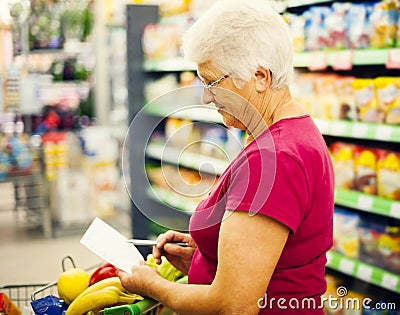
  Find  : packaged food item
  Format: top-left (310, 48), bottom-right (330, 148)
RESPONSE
top-left (352, 79), bottom-right (382, 123)
top-left (376, 149), bottom-right (400, 200)
top-left (290, 72), bottom-right (316, 116)
top-left (285, 13), bottom-right (305, 52)
top-left (336, 76), bottom-right (357, 121)
top-left (325, 3), bottom-right (351, 49)
top-left (165, 118), bottom-right (193, 150)
top-left (313, 74), bottom-right (340, 120)
top-left (142, 23), bottom-right (183, 60)
top-left (353, 146), bottom-right (377, 195)
top-left (378, 225), bottom-right (400, 274)
top-left (347, 3), bottom-right (371, 49)
top-left (333, 208), bottom-right (360, 259)
top-left (330, 142), bottom-right (356, 190)
top-left (303, 7), bottom-right (331, 51)
top-left (358, 217), bottom-right (386, 268)
top-left (0, 292), bottom-right (21, 315)
top-left (30, 295), bottom-right (66, 315)
top-left (374, 77), bottom-right (400, 124)
top-left (369, 0), bottom-right (398, 48)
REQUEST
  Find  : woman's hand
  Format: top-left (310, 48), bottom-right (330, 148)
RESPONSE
top-left (153, 230), bottom-right (197, 275)
top-left (117, 262), bottom-right (160, 297)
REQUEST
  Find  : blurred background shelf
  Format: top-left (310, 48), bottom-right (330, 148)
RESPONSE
top-left (335, 188), bottom-right (400, 219)
top-left (326, 251), bottom-right (400, 293)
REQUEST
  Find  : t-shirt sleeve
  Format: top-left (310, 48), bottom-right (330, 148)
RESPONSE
top-left (225, 149), bottom-right (309, 233)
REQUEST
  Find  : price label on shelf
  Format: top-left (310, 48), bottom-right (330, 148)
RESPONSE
top-left (357, 265), bottom-right (373, 282)
top-left (351, 123), bottom-right (368, 138)
top-left (390, 202), bottom-right (400, 219)
top-left (381, 274), bottom-right (399, 291)
top-left (357, 195), bottom-right (373, 210)
top-left (308, 51), bottom-right (328, 71)
top-left (332, 50), bottom-right (353, 71)
top-left (376, 125), bottom-right (393, 141)
top-left (331, 121), bottom-right (347, 136)
top-left (386, 49), bottom-right (400, 69)
top-left (339, 258), bottom-right (355, 274)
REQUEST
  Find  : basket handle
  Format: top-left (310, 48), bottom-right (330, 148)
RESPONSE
top-left (62, 256), bottom-right (76, 271)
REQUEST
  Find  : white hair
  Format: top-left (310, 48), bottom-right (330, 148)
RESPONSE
top-left (181, 0), bottom-right (293, 89)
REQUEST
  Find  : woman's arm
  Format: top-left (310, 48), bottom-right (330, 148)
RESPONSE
top-left (119, 210), bottom-right (289, 315)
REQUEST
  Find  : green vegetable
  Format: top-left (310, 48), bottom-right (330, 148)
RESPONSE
top-left (146, 254), bottom-right (184, 282)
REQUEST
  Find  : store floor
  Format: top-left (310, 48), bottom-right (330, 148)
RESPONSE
top-left (0, 182), bottom-right (132, 285)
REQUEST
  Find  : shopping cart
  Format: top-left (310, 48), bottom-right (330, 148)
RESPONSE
top-left (0, 256), bottom-right (187, 315)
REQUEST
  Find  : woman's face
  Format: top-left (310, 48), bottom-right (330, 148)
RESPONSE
top-left (197, 63), bottom-right (255, 131)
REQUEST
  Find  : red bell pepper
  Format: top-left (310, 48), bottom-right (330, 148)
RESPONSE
top-left (89, 262), bottom-right (118, 286)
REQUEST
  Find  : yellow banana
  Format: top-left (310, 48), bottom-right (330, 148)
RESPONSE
top-left (64, 278), bottom-right (144, 315)
top-left (66, 288), bottom-right (120, 315)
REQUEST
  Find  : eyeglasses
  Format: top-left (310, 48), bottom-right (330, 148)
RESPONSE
top-left (200, 74), bottom-right (230, 95)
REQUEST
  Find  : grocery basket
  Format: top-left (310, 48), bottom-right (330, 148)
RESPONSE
top-left (0, 282), bottom-right (54, 310)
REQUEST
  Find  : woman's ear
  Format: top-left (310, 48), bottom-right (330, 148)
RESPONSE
top-left (254, 67), bottom-right (271, 92)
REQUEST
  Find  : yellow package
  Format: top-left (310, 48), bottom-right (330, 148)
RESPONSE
top-left (353, 146), bottom-right (377, 195)
top-left (374, 77), bottom-right (400, 124)
top-left (352, 79), bottom-right (382, 123)
top-left (377, 149), bottom-right (400, 200)
top-left (314, 74), bottom-right (340, 120)
top-left (336, 76), bottom-right (357, 121)
top-left (330, 142), bottom-right (356, 190)
top-left (369, 0), bottom-right (398, 48)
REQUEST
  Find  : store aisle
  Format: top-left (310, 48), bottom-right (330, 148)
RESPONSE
top-left (0, 182), bottom-right (132, 285)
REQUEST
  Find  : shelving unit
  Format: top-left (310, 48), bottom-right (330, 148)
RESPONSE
top-left (335, 188), bottom-right (400, 219)
top-left (146, 186), bottom-right (197, 214)
top-left (327, 251), bottom-right (400, 294)
top-left (146, 143), bottom-right (228, 175)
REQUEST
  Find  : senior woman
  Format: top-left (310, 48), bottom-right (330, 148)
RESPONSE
top-left (118, 0), bottom-right (334, 314)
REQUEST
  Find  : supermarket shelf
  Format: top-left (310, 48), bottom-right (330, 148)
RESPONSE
top-left (143, 58), bottom-right (197, 72)
top-left (146, 143), bottom-right (229, 175)
top-left (293, 49), bottom-right (396, 68)
top-left (146, 186), bottom-right (197, 214)
top-left (326, 251), bottom-right (400, 293)
top-left (314, 118), bottom-right (400, 143)
top-left (335, 188), bottom-right (400, 219)
top-left (145, 103), bottom-right (223, 124)
top-left (144, 49), bottom-right (399, 72)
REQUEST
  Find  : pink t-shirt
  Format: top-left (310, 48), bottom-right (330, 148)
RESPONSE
top-left (188, 115), bottom-right (334, 314)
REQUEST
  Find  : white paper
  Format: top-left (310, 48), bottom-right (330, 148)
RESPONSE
top-left (80, 217), bottom-right (144, 274)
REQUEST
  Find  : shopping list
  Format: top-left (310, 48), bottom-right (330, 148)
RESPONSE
top-left (80, 217), bottom-right (144, 274)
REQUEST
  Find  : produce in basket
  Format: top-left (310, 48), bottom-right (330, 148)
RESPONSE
top-left (57, 268), bottom-right (91, 305)
top-left (65, 277), bottom-right (143, 315)
top-left (89, 262), bottom-right (118, 286)
top-left (146, 254), bottom-right (184, 282)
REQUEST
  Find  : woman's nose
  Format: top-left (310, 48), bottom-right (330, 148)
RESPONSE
top-left (202, 88), bottom-right (215, 104)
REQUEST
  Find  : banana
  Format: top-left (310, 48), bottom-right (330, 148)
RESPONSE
top-left (64, 277), bottom-right (144, 315)
top-left (66, 288), bottom-right (120, 315)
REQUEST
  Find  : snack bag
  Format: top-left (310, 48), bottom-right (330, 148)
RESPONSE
top-left (313, 74), bottom-right (340, 120)
top-left (374, 77), bottom-right (400, 125)
top-left (285, 13), bottom-right (305, 52)
top-left (330, 142), bottom-right (356, 190)
top-left (353, 146), bottom-right (377, 195)
top-left (303, 7), bottom-right (331, 51)
top-left (291, 72), bottom-right (316, 116)
top-left (325, 3), bottom-right (351, 49)
top-left (352, 79), bottom-right (381, 123)
top-left (336, 76), bottom-right (357, 121)
top-left (369, 0), bottom-right (398, 48)
top-left (378, 225), bottom-right (400, 274)
top-left (347, 3), bottom-right (372, 49)
top-left (333, 209), bottom-right (360, 259)
top-left (358, 217), bottom-right (386, 267)
top-left (376, 149), bottom-right (400, 200)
